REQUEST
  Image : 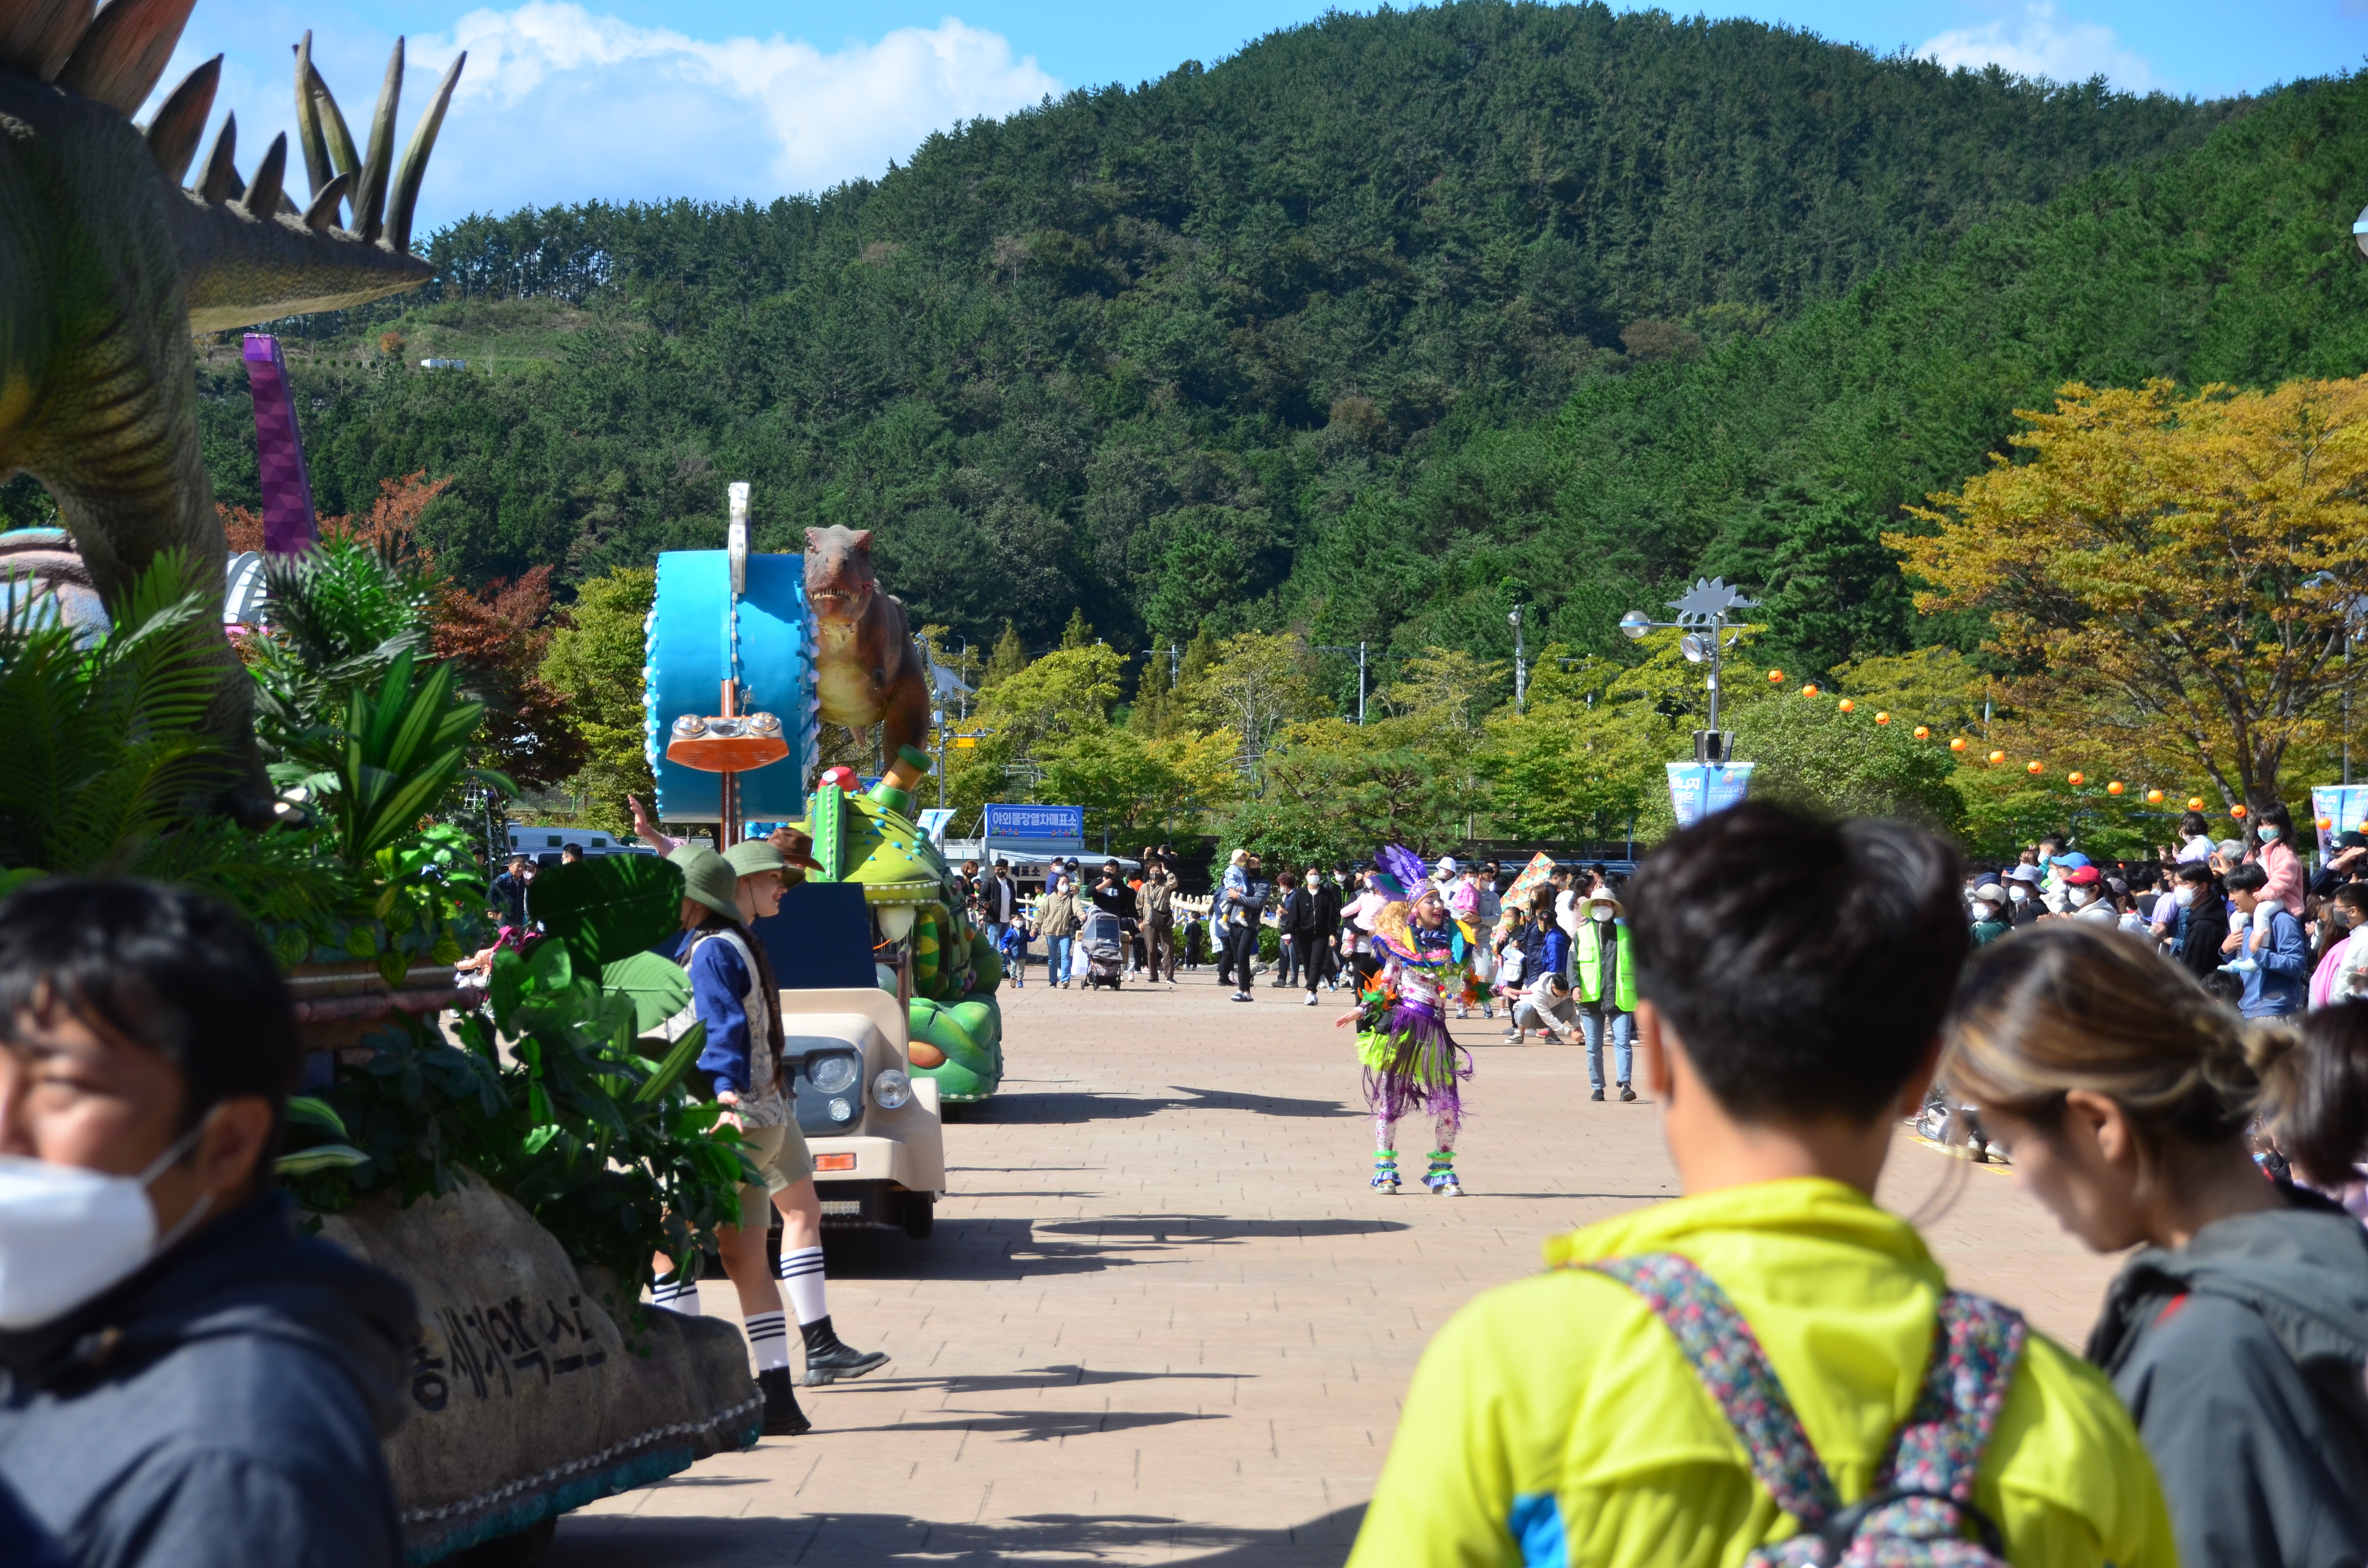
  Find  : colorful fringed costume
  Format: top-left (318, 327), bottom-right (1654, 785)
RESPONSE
top-left (1356, 846), bottom-right (1473, 1195)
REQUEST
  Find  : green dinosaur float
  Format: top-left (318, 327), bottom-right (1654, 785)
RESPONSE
top-left (801, 758), bottom-right (1005, 1104)
top-left (0, 0), bottom-right (460, 817)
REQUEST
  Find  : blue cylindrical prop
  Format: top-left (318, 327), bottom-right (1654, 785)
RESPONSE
top-left (645, 549), bottom-right (817, 821)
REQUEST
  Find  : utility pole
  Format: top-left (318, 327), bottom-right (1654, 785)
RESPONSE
top-left (1622, 576), bottom-right (1758, 762)
top-left (1315, 641), bottom-right (1371, 724)
top-left (1509, 606), bottom-right (1526, 714)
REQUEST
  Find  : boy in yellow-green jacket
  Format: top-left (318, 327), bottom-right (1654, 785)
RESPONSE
top-left (1348, 803), bottom-right (2176, 1568)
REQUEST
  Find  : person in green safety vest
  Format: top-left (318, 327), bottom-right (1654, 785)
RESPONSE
top-left (1574, 887), bottom-right (1638, 1102)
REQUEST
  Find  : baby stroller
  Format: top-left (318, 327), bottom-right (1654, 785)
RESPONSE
top-left (1081, 910), bottom-right (1126, 990)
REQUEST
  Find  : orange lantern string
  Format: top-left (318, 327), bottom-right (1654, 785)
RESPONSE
top-left (2187, 796), bottom-right (2206, 812)
top-left (1838, 698), bottom-right (1855, 713)
top-left (1875, 710), bottom-right (1891, 724)
top-left (2146, 789), bottom-right (2165, 805)
top-left (2026, 760), bottom-right (2044, 775)
top-left (1949, 737), bottom-right (1967, 752)
top-left (2319, 816), bottom-right (2336, 830)
top-left (2231, 803), bottom-right (2249, 820)
top-left (1801, 683), bottom-right (1820, 698)
top-left (2068, 771), bottom-right (2086, 786)
top-left (1767, 670), bottom-right (1785, 685)
top-left (2108, 781), bottom-right (2125, 796)
top-left (1988, 749), bottom-right (2007, 765)
top-left (1913, 725), bottom-right (1930, 739)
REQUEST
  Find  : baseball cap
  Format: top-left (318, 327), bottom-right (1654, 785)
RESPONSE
top-left (2062, 865), bottom-right (2103, 887)
top-left (2052, 852), bottom-right (2092, 871)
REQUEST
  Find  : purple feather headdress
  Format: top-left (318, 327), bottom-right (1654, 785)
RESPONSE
top-left (1371, 845), bottom-right (1427, 901)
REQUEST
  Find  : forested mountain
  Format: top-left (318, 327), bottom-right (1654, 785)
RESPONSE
top-left (145, 0), bottom-right (2249, 686)
top-left (1312, 64), bottom-right (2368, 678)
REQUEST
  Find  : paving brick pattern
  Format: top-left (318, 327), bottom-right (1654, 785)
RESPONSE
top-left (552, 968), bottom-right (2121, 1567)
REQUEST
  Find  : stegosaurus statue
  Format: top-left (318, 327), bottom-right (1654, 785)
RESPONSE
top-left (0, 0), bottom-right (463, 817)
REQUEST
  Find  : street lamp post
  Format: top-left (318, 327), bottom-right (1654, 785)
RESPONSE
top-left (1621, 576), bottom-right (1759, 760)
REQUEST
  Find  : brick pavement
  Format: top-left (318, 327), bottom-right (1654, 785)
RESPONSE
top-left (551, 967), bottom-right (2122, 1567)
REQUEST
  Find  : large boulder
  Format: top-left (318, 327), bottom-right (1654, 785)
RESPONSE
top-left (312, 1176), bottom-right (758, 1563)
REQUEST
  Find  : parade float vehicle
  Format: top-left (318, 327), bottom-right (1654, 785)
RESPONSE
top-left (645, 490), bottom-right (1008, 1118)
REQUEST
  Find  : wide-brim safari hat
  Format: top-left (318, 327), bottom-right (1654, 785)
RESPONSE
top-left (669, 844), bottom-right (739, 921)
top-left (725, 839), bottom-right (789, 879)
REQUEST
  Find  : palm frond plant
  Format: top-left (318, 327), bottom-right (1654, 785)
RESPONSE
top-left (247, 535), bottom-right (435, 767)
top-left (0, 552), bottom-right (237, 875)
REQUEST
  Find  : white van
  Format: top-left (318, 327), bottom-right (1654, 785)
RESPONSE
top-left (503, 825), bottom-right (657, 867)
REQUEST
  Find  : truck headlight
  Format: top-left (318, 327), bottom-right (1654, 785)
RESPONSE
top-left (873, 1068), bottom-right (912, 1109)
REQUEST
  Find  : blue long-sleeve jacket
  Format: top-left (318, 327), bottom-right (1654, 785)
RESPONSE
top-left (1541, 927), bottom-right (1571, 980)
top-left (675, 929), bottom-right (753, 1097)
top-left (2240, 907), bottom-right (2308, 1018)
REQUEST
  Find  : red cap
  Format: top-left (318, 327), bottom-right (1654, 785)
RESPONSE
top-left (2062, 865), bottom-right (2103, 886)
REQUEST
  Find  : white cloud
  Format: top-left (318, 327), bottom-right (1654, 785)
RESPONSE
top-left (399, 3), bottom-right (1059, 223)
top-left (1918, 2), bottom-right (2158, 91)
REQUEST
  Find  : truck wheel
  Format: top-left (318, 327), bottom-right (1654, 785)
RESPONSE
top-left (902, 1193), bottom-right (936, 1240)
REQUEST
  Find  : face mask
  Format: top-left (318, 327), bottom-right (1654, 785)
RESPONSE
top-left (2068, 886), bottom-right (2094, 906)
top-left (2173, 885), bottom-right (2196, 907)
top-left (2009, 886), bottom-right (2030, 902)
top-left (2036, 851), bottom-right (2052, 868)
top-left (0, 1116), bottom-right (214, 1331)
top-left (1589, 906), bottom-right (1613, 922)
top-left (2260, 826), bottom-right (2282, 843)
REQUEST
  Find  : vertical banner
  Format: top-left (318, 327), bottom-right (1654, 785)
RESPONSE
top-left (2312, 785), bottom-right (2368, 856)
top-left (1668, 761), bottom-right (1755, 829)
top-left (1706, 761), bottom-right (1754, 813)
top-left (243, 334), bottom-right (319, 554)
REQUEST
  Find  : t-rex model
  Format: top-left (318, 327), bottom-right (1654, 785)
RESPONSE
top-left (804, 525), bottom-right (934, 790)
top-left (0, 0), bottom-right (462, 819)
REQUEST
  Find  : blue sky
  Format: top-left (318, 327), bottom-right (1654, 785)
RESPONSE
top-left (151, 1), bottom-right (2368, 234)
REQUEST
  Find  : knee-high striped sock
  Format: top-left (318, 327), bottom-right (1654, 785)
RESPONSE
top-left (743, 1310), bottom-right (790, 1372)
top-left (650, 1276), bottom-right (702, 1315)
top-left (777, 1246), bottom-right (828, 1326)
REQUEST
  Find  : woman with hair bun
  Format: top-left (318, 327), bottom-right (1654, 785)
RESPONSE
top-left (1945, 923), bottom-right (2368, 1568)
top-left (2257, 1003), bottom-right (2368, 1218)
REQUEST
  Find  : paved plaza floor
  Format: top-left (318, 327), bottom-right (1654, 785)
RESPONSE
top-left (552, 965), bottom-right (2122, 1567)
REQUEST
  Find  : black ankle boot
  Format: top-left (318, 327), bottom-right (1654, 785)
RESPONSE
top-left (800, 1315), bottom-right (890, 1386)
top-left (759, 1367), bottom-right (811, 1435)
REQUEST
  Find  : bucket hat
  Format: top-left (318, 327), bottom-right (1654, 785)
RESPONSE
top-left (725, 839), bottom-right (789, 879)
top-left (669, 844), bottom-right (739, 921)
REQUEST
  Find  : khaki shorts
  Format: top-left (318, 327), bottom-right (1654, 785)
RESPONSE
top-left (734, 1121), bottom-right (814, 1231)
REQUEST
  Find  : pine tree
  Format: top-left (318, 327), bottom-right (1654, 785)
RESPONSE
top-left (982, 621), bottom-right (1028, 688)
top-left (1130, 655), bottom-right (1171, 737)
top-left (1061, 609), bottom-right (1093, 649)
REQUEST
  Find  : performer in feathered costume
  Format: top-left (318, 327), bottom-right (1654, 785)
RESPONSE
top-left (1337, 845), bottom-right (1474, 1195)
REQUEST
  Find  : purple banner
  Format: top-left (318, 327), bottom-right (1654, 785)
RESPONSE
top-left (243, 334), bottom-right (318, 554)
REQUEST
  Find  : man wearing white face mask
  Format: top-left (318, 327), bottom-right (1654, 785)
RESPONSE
top-left (0, 881), bottom-right (414, 1567)
top-left (1572, 889), bottom-right (1637, 1102)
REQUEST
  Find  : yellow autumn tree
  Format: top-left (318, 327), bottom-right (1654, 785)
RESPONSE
top-left (1892, 378), bottom-right (2368, 811)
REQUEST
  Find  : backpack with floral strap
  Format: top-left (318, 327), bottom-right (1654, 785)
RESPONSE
top-left (1580, 1252), bottom-right (2026, 1567)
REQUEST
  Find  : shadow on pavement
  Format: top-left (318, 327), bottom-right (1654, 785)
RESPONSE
top-left (824, 1408), bottom-right (1224, 1441)
top-left (824, 1215), bottom-right (1408, 1283)
top-left (1165, 1085), bottom-right (1361, 1119)
top-left (860, 1363), bottom-right (1245, 1396)
top-left (552, 1504), bottom-right (1368, 1567)
top-left (1035, 1215), bottom-right (1408, 1244)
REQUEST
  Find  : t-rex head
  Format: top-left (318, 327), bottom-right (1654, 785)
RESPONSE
top-left (0, 1), bottom-right (463, 328)
top-left (804, 526), bottom-right (877, 620)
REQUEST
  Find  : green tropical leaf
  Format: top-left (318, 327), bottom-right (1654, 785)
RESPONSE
top-left (635, 1019), bottom-right (707, 1104)
top-left (601, 951), bottom-right (691, 1032)
top-left (284, 1096), bottom-right (349, 1137)
top-left (275, 1142), bottom-right (370, 1176)
top-left (530, 854), bottom-right (688, 967)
